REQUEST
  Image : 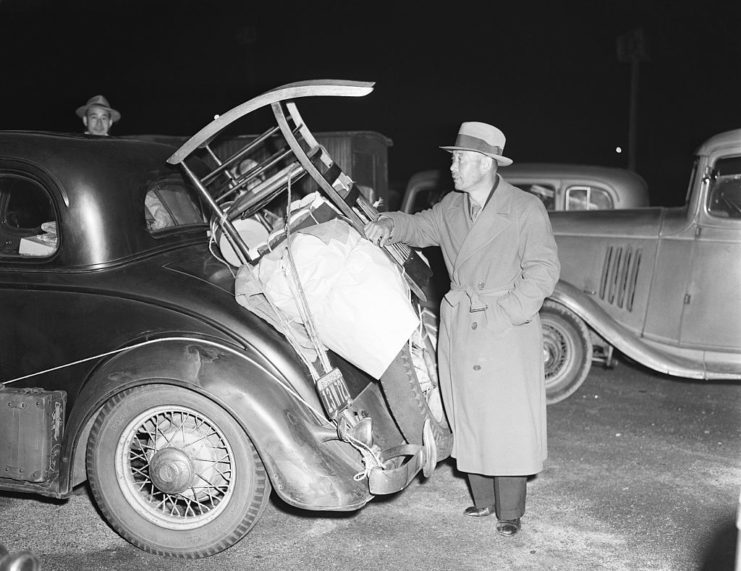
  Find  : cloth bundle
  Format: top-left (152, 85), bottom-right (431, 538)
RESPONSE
top-left (237, 218), bottom-right (419, 379)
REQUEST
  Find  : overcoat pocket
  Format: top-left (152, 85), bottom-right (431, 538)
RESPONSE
top-left (483, 302), bottom-right (512, 337)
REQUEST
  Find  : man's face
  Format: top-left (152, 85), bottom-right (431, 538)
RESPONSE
top-left (450, 150), bottom-right (492, 192)
top-left (83, 106), bottom-right (112, 136)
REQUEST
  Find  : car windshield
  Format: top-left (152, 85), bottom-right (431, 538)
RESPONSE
top-left (144, 174), bottom-right (205, 233)
top-left (707, 155), bottom-right (741, 219)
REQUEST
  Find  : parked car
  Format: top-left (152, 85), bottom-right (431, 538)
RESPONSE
top-left (542, 128), bottom-right (741, 401)
top-left (400, 163), bottom-right (650, 215)
top-left (0, 80), bottom-right (449, 558)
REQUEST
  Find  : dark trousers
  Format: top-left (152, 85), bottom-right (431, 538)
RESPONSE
top-left (467, 473), bottom-right (527, 520)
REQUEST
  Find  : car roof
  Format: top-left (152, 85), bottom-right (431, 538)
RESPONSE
top-left (501, 162), bottom-right (648, 188)
top-left (0, 131), bottom-right (203, 267)
top-left (0, 131), bottom-right (177, 183)
top-left (695, 128), bottom-right (741, 157)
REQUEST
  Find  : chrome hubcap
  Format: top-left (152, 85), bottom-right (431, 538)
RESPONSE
top-left (115, 406), bottom-right (236, 530)
top-left (149, 447), bottom-right (194, 494)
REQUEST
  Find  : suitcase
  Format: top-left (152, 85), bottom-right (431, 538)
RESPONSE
top-left (0, 387), bottom-right (66, 483)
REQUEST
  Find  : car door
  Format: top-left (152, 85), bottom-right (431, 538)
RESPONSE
top-left (0, 164), bottom-right (64, 384)
top-left (680, 155), bottom-right (741, 351)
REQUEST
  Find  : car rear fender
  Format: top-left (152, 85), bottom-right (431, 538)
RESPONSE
top-left (64, 337), bottom-right (371, 510)
top-left (548, 282), bottom-right (706, 378)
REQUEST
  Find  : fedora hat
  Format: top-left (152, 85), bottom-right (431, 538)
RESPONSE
top-left (440, 122), bottom-right (512, 166)
top-left (76, 95), bottom-right (121, 123)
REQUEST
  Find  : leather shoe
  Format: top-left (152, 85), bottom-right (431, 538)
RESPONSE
top-left (496, 518), bottom-right (521, 536)
top-left (463, 505), bottom-right (495, 517)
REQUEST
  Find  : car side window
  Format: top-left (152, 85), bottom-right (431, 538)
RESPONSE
top-left (566, 185), bottom-right (613, 210)
top-left (407, 186), bottom-right (448, 214)
top-left (145, 175), bottom-right (204, 233)
top-left (519, 183), bottom-right (556, 210)
top-left (0, 173), bottom-right (58, 258)
top-left (707, 156), bottom-right (741, 219)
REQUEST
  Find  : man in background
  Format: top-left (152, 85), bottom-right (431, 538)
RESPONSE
top-left (76, 95), bottom-right (120, 136)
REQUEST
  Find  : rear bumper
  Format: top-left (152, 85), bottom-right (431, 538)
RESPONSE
top-left (368, 443), bottom-right (426, 495)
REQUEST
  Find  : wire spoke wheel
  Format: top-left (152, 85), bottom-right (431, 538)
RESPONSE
top-left (543, 322), bottom-right (573, 382)
top-left (87, 385), bottom-right (270, 558)
top-left (540, 300), bottom-right (592, 404)
top-left (117, 406), bottom-right (235, 530)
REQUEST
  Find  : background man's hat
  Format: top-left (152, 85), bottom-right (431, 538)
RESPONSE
top-left (76, 95), bottom-right (121, 123)
top-left (441, 121), bottom-right (513, 166)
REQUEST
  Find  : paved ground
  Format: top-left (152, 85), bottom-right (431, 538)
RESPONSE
top-left (1, 358), bottom-right (739, 570)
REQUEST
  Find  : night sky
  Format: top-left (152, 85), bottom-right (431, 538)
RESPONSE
top-left (1, 0), bottom-right (740, 205)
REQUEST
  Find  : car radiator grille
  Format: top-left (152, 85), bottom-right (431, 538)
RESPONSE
top-left (599, 245), bottom-right (642, 311)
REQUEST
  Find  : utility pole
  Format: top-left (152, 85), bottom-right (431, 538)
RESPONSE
top-left (617, 28), bottom-right (649, 172)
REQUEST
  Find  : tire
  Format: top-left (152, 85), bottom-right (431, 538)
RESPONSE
top-left (540, 300), bottom-right (593, 404)
top-left (86, 385), bottom-right (271, 559)
top-left (379, 306), bottom-right (453, 459)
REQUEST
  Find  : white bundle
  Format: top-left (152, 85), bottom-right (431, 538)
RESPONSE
top-left (257, 219), bottom-right (419, 379)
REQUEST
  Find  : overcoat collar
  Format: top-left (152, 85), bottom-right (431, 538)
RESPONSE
top-left (453, 175), bottom-right (516, 273)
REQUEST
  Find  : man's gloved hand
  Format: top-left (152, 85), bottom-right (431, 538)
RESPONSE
top-left (363, 217), bottom-right (394, 247)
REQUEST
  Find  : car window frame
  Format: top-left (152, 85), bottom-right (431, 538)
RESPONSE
top-left (564, 184), bottom-right (615, 211)
top-left (507, 180), bottom-right (558, 210)
top-left (143, 173), bottom-right (208, 236)
top-left (0, 168), bottom-right (60, 262)
top-left (705, 154), bottom-right (741, 220)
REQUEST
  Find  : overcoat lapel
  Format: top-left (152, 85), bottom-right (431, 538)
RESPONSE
top-left (454, 178), bottom-right (513, 274)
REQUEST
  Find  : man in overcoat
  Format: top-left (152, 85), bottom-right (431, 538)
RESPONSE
top-left (364, 122), bottom-right (560, 536)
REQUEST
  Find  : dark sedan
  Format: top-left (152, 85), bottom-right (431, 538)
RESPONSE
top-left (0, 81), bottom-right (450, 558)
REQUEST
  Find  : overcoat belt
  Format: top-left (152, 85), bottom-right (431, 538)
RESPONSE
top-left (384, 177), bottom-right (560, 475)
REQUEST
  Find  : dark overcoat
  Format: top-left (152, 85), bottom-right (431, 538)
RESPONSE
top-left (384, 177), bottom-right (560, 475)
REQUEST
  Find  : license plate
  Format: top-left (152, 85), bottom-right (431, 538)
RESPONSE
top-left (317, 368), bottom-right (351, 419)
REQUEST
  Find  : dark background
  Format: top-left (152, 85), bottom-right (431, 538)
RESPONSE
top-left (1, 0), bottom-right (739, 205)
